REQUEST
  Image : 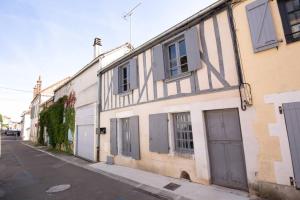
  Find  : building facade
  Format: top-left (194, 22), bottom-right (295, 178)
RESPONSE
top-left (20, 110), bottom-right (31, 140)
top-left (233, 0), bottom-right (300, 198)
top-left (97, 0), bottom-right (300, 199)
top-left (98, 0), bottom-right (256, 192)
top-left (30, 76), bottom-right (70, 143)
top-left (54, 40), bottom-right (131, 162)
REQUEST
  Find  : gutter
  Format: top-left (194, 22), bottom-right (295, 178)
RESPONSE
top-left (98, 0), bottom-right (228, 75)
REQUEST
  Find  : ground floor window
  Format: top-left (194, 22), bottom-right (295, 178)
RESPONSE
top-left (121, 118), bottom-right (131, 156)
top-left (173, 112), bottom-right (194, 154)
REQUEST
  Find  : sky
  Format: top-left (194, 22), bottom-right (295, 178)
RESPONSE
top-left (0, 0), bottom-right (215, 121)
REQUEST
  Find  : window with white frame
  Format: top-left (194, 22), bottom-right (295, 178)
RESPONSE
top-left (118, 63), bottom-right (130, 93)
top-left (167, 39), bottom-right (189, 78)
top-left (121, 118), bottom-right (131, 156)
top-left (173, 112), bottom-right (194, 154)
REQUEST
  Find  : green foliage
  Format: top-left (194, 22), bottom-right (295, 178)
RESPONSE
top-left (38, 95), bottom-right (75, 153)
top-left (0, 113), bottom-right (3, 124)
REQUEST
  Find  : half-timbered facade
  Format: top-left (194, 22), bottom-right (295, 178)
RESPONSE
top-left (98, 0), bottom-right (258, 191)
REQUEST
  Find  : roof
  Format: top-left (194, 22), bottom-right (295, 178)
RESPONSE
top-left (54, 43), bottom-right (132, 92)
top-left (31, 76), bottom-right (71, 103)
top-left (98, 0), bottom-right (228, 75)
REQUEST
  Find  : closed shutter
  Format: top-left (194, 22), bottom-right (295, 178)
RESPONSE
top-left (129, 57), bottom-right (139, 90)
top-left (246, 0), bottom-right (278, 53)
top-left (152, 44), bottom-right (166, 81)
top-left (112, 67), bottom-right (119, 95)
top-left (129, 116), bottom-right (140, 160)
top-left (185, 26), bottom-right (202, 71)
top-left (110, 118), bottom-right (118, 155)
top-left (149, 113), bottom-right (169, 154)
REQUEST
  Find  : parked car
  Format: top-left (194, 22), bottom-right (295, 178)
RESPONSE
top-left (6, 130), bottom-right (20, 136)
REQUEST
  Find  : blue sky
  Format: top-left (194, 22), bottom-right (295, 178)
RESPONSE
top-left (0, 0), bottom-right (215, 121)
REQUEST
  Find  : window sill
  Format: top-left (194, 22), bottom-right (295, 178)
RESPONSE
top-left (174, 151), bottom-right (194, 160)
top-left (165, 72), bottom-right (191, 83)
top-left (118, 90), bottom-right (132, 97)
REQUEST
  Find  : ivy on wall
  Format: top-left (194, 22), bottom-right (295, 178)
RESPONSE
top-left (38, 92), bottom-right (76, 153)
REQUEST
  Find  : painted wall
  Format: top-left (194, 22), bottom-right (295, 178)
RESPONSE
top-left (21, 112), bottom-right (31, 141)
top-left (233, 0), bottom-right (300, 186)
top-left (99, 7), bottom-right (260, 185)
top-left (101, 9), bottom-right (240, 112)
top-left (100, 90), bottom-right (258, 184)
top-left (54, 44), bottom-right (131, 161)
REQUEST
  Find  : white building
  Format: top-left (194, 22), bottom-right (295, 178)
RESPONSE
top-left (54, 39), bottom-right (131, 162)
top-left (20, 110), bottom-right (31, 140)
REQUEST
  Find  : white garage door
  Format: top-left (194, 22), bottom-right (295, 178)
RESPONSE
top-left (77, 125), bottom-right (94, 161)
top-left (76, 104), bottom-right (95, 161)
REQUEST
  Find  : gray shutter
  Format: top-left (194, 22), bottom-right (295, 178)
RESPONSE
top-left (246, 0), bottom-right (278, 53)
top-left (129, 116), bottom-right (140, 160)
top-left (129, 57), bottom-right (138, 90)
top-left (112, 67), bottom-right (119, 95)
top-left (149, 113), bottom-right (169, 154)
top-left (110, 118), bottom-right (118, 155)
top-left (185, 26), bottom-right (202, 71)
top-left (152, 44), bottom-right (166, 81)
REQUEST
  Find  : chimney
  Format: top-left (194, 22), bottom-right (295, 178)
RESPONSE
top-left (93, 37), bottom-right (102, 58)
top-left (36, 75), bottom-right (42, 94)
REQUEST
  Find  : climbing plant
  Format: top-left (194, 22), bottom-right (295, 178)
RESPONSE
top-left (38, 92), bottom-right (76, 153)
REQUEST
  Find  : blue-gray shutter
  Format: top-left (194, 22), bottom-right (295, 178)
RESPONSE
top-left (185, 26), bottom-right (202, 71)
top-left (129, 116), bottom-right (140, 160)
top-left (149, 113), bottom-right (169, 154)
top-left (110, 118), bottom-right (118, 155)
top-left (112, 68), bottom-right (119, 95)
top-left (283, 102), bottom-right (300, 189)
top-left (152, 44), bottom-right (166, 81)
top-left (246, 0), bottom-right (278, 53)
top-left (129, 57), bottom-right (138, 90)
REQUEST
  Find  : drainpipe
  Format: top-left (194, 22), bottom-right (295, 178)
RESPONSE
top-left (96, 59), bottom-right (102, 162)
top-left (227, 2), bottom-right (252, 111)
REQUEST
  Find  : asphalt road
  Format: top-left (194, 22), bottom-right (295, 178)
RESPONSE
top-left (0, 135), bottom-right (161, 200)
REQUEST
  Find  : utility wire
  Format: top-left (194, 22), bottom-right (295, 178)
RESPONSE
top-left (0, 86), bottom-right (53, 97)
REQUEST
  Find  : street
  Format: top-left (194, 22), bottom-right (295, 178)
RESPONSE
top-left (0, 136), bottom-right (161, 200)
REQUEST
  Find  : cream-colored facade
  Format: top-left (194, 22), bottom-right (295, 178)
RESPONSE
top-left (97, 0), bottom-right (300, 198)
top-left (233, 0), bottom-right (300, 198)
top-left (98, 1), bottom-right (257, 192)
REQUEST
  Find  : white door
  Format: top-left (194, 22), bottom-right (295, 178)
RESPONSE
top-left (76, 104), bottom-right (95, 161)
top-left (77, 125), bottom-right (94, 161)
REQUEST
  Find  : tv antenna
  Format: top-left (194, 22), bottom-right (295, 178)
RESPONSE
top-left (123, 2), bottom-right (142, 48)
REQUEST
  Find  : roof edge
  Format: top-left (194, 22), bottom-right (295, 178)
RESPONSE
top-left (98, 0), bottom-right (228, 75)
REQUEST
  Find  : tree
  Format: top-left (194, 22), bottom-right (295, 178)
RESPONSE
top-left (0, 113), bottom-right (2, 124)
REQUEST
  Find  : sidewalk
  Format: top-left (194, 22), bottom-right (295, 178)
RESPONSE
top-left (23, 142), bottom-right (255, 200)
top-left (90, 163), bottom-right (250, 200)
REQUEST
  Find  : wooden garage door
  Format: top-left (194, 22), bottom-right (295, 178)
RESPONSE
top-left (283, 102), bottom-right (300, 189)
top-left (205, 108), bottom-right (248, 191)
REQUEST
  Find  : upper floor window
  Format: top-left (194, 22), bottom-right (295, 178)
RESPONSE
top-left (167, 39), bottom-right (189, 78)
top-left (118, 63), bottom-right (130, 93)
top-left (278, 0), bottom-right (300, 43)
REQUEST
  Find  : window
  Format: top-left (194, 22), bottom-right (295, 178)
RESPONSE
top-left (167, 39), bottom-right (189, 78)
top-left (173, 112), bottom-right (194, 154)
top-left (121, 118), bottom-right (131, 156)
top-left (278, 0), bottom-right (300, 43)
top-left (118, 63), bottom-right (130, 93)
